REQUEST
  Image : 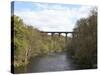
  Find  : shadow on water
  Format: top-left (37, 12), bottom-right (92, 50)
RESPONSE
top-left (14, 52), bottom-right (97, 74)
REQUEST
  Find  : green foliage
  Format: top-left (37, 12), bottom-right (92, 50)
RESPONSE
top-left (67, 9), bottom-right (97, 68)
top-left (12, 15), bottom-right (66, 67)
top-left (12, 9), bottom-right (97, 69)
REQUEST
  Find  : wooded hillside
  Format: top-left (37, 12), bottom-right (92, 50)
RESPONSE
top-left (67, 9), bottom-right (97, 68)
top-left (11, 15), bottom-right (66, 67)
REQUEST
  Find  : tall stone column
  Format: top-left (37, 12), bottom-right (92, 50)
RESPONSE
top-left (51, 33), bottom-right (54, 37)
top-left (65, 33), bottom-right (68, 51)
top-left (58, 33), bottom-right (61, 37)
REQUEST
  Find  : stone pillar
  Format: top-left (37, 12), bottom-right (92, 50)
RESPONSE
top-left (65, 33), bottom-right (68, 51)
top-left (58, 33), bottom-right (61, 37)
top-left (65, 33), bottom-right (68, 38)
top-left (51, 33), bottom-right (54, 37)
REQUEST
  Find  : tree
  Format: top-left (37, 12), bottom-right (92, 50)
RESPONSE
top-left (12, 15), bottom-right (66, 67)
top-left (67, 9), bottom-right (97, 68)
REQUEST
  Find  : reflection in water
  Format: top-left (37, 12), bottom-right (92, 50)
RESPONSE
top-left (14, 52), bottom-right (82, 73)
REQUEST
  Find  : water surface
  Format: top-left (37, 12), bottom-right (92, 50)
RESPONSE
top-left (14, 52), bottom-right (82, 73)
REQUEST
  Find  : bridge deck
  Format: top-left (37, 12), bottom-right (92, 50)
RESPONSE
top-left (40, 31), bottom-right (77, 33)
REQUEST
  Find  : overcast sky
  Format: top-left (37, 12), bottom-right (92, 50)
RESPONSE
top-left (13, 1), bottom-right (95, 32)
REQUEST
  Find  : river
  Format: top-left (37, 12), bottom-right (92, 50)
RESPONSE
top-left (14, 52), bottom-right (82, 74)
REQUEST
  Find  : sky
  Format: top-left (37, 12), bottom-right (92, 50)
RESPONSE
top-left (12, 1), bottom-right (95, 32)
